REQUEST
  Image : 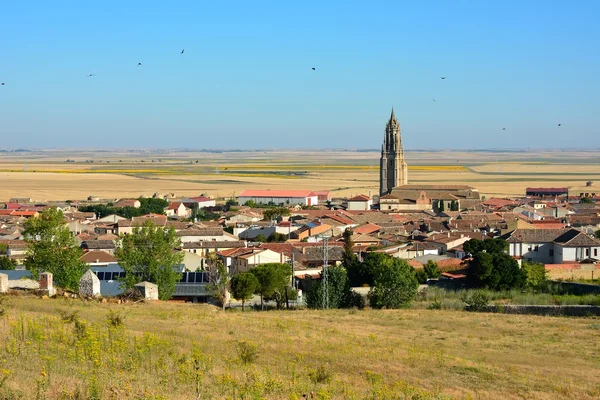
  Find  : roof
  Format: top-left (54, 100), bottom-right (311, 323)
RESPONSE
top-left (503, 228), bottom-right (570, 243)
top-left (526, 187), bottom-right (569, 192)
top-left (176, 228), bottom-right (224, 237)
top-left (167, 202), bottom-right (185, 210)
top-left (348, 195), bottom-right (371, 202)
top-left (354, 223), bottom-right (382, 235)
top-left (182, 241), bottom-right (246, 249)
top-left (80, 251), bottom-right (117, 263)
top-left (554, 230), bottom-right (600, 247)
top-left (239, 190), bottom-right (317, 198)
top-left (189, 196), bottom-right (213, 202)
top-left (81, 240), bottom-right (116, 250)
top-left (113, 199), bottom-right (139, 208)
top-left (301, 246), bottom-right (345, 262)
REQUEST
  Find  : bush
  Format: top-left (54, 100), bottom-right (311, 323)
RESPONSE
top-left (522, 261), bottom-right (547, 289)
top-left (106, 310), bottom-right (125, 328)
top-left (309, 365), bottom-right (332, 384)
top-left (369, 259), bottom-right (418, 309)
top-left (427, 300), bottom-right (442, 310)
top-left (58, 309), bottom-right (80, 324)
top-left (346, 290), bottom-right (366, 309)
top-left (236, 340), bottom-right (258, 364)
top-left (461, 290), bottom-right (490, 311)
top-left (415, 269), bottom-right (428, 284)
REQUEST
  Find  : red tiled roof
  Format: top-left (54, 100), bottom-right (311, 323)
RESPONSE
top-left (239, 190), bottom-right (317, 198)
top-left (526, 187), bottom-right (569, 192)
top-left (354, 223), bottom-right (381, 235)
top-left (4, 203), bottom-right (21, 210)
top-left (167, 202), bottom-right (183, 210)
top-left (9, 211), bottom-right (38, 217)
top-left (348, 195), bottom-right (371, 201)
top-left (189, 196), bottom-right (213, 202)
top-left (441, 272), bottom-right (467, 279)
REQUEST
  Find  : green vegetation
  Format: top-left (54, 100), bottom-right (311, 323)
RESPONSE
top-left (0, 256), bottom-right (16, 270)
top-left (78, 197), bottom-right (168, 218)
top-left (368, 259), bottom-right (418, 309)
top-left (115, 221), bottom-right (184, 300)
top-left (23, 208), bottom-right (87, 291)
top-left (249, 263), bottom-right (292, 310)
top-left (230, 272), bottom-right (259, 311)
top-left (416, 260), bottom-right (442, 284)
top-left (464, 238), bottom-right (526, 290)
top-left (262, 207), bottom-right (291, 221)
top-left (522, 261), bottom-right (548, 289)
top-left (205, 253), bottom-right (230, 311)
top-left (305, 266), bottom-right (362, 309)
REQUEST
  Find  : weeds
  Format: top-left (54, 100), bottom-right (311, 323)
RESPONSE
top-left (461, 290), bottom-right (490, 311)
top-left (106, 309), bottom-right (124, 328)
top-left (236, 340), bottom-right (258, 365)
top-left (58, 309), bottom-right (79, 324)
top-left (308, 365), bottom-right (332, 384)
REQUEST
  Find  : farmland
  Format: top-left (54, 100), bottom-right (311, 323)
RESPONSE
top-left (0, 296), bottom-right (599, 399)
top-left (1, 149), bottom-right (600, 201)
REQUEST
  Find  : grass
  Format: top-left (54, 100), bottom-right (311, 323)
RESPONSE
top-left (0, 296), bottom-right (599, 399)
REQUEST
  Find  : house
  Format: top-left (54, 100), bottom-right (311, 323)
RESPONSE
top-left (347, 195), bottom-right (373, 211)
top-left (292, 245), bottom-right (344, 269)
top-left (113, 199), bottom-right (141, 208)
top-left (238, 190), bottom-right (319, 206)
top-left (503, 228), bottom-right (600, 264)
top-left (165, 202), bottom-right (192, 218)
top-left (289, 221), bottom-right (333, 241)
top-left (186, 196), bottom-right (216, 209)
top-left (379, 191), bottom-right (432, 212)
top-left (314, 191), bottom-right (332, 203)
top-left (117, 214), bottom-right (167, 235)
top-left (526, 187), bottom-right (569, 198)
top-left (405, 242), bottom-right (441, 258)
top-left (177, 228), bottom-right (238, 243)
top-left (181, 240), bottom-right (247, 269)
top-left (81, 240), bottom-right (116, 254)
top-left (2, 240), bottom-right (28, 263)
top-left (80, 251), bottom-right (117, 266)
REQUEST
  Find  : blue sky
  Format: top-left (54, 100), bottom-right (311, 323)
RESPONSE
top-left (0, 1), bottom-right (598, 149)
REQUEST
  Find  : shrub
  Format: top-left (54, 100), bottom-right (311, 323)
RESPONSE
top-left (236, 340), bottom-right (258, 364)
top-left (369, 259), bottom-right (418, 309)
top-left (461, 290), bottom-right (490, 311)
top-left (427, 300), bottom-right (442, 310)
top-left (106, 310), bottom-right (125, 328)
top-left (522, 261), bottom-right (547, 289)
top-left (415, 269), bottom-right (428, 284)
top-left (58, 309), bottom-right (80, 324)
top-left (309, 365), bottom-right (332, 384)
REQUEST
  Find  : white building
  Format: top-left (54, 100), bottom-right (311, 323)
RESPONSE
top-left (346, 195), bottom-right (373, 211)
top-left (503, 228), bottom-right (600, 264)
top-left (238, 190), bottom-right (318, 206)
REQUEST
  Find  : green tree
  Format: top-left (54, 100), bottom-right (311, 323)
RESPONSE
top-left (522, 261), bottom-right (547, 289)
top-left (342, 228), bottom-right (359, 271)
top-left (346, 252), bottom-right (398, 287)
top-left (468, 252), bottom-right (525, 290)
top-left (438, 200), bottom-right (445, 212)
top-left (115, 221), bottom-right (184, 300)
top-left (595, 229), bottom-right (600, 239)
top-left (253, 234), bottom-right (268, 243)
top-left (249, 263), bottom-right (291, 310)
top-left (23, 208), bottom-right (87, 291)
top-left (230, 272), bottom-right (259, 311)
top-left (414, 268), bottom-right (428, 284)
top-left (463, 238), bottom-right (508, 256)
top-left (206, 254), bottom-right (230, 310)
top-left (138, 197), bottom-right (169, 214)
top-left (267, 232), bottom-right (287, 242)
top-left (306, 266), bottom-right (354, 309)
top-left (368, 259), bottom-right (418, 309)
top-left (263, 207), bottom-right (290, 221)
top-left (0, 256), bottom-right (16, 270)
top-left (423, 260), bottom-right (441, 279)
top-left (580, 197), bottom-right (594, 204)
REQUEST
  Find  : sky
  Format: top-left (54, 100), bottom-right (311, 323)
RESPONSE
top-left (0, 1), bottom-right (599, 149)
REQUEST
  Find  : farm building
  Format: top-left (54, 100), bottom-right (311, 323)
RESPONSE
top-left (237, 190), bottom-right (318, 206)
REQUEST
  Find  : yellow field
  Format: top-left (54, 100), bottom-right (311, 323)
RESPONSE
top-left (1, 296), bottom-right (599, 399)
top-left (0, 149), bottom-right (599, 201)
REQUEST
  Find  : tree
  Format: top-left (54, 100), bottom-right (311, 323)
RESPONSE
top-left (306, 266), bottom-right (351, 309)
top-left (346, 252), bottom-right (398, 287)
top-left (206, 254), bottom-right (230, 310)
top-left (438, 200), bottom-right (445, 212)
top-left (595, 229), bottom-right (600, 240)
top-left (249, 263), bottom-right (291, 310)
top-left (415, 268), bottom-right (428, 284)
top-left (342, 228), bottom-right (359, 271)
top-left (23, 208), bottom-right (87, 291)
top-left (267, 232), bottom-right (287, 242)
top-left (263, 207), bottom-right (290, 222)
top-left (580, 197), bottom-right (594, 204)
top-left (423, 260), bottom-right (441, 279)
top-left (0, 256), bottom-right (16, 270)
top-left (522, 261), bottom-right (547, 289)
top-left (463, 238), bottom-right (508, 256)
top-left (230, 272), bottom-right (259, 311)
top-left (253, 234), bottom-right (268, 243)
top-left (115, 221), bottom-right (184, 300)
top-left (468, 252), bottom-right (525, 290)
top-left (368, 259), bottom-right (418, 309)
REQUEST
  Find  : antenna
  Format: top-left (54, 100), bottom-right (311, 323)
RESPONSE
top-left (322, 235), bottom-right (329, 309)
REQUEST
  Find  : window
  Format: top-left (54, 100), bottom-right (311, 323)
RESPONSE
top-left (586, 248), bottom-right (590, 257)
top-left (527, 246), bottom-right (532, 252)
top-left (595, 249), bottom-right (598, 257)
top-left (534, 245), bottom-right (539, 252)
top-left (549, 249), bottom-right (554, 257)
top-left (179, 273), bottom-right (187, 283)
top-left (96, 272), bottom-right (104, 280)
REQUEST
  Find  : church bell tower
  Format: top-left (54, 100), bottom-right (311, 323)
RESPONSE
top-left (379, 108), bottom-right (408, 196)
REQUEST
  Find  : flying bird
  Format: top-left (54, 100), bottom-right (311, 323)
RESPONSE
top-left (137, 63), bottom-right (142, 67)
top-left (432, 99), bottom-right (436, 102)
top-left (312, 67), bottom-right (316, 70)
top-left (87, 74), bottom-right (95, 78)
top-left (181, 49), bottom-right (185, 54)
top-left (1, 82), bottom-right (4, 86)
top-left (502, 128), bottom-right (506, 131)
top-left (558, 123), bottom-right (562, 127)
top-left (441, 77), bottom-right (447, 79)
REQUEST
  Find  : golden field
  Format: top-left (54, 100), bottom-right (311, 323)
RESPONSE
top-left (1, 149), bottom-right (600, 201)
top-left (0, 296), bottom-right (599, 399)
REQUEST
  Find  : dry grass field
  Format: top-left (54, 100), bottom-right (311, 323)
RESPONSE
top-left (1, 149), bottom-right (600, 201)
top-left (0, 296), bottom-right (599, 399)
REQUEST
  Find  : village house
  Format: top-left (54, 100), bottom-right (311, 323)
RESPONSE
top-left (113, 199), bottom-right (141, 208)
top-left (165, 202), bottom-right (192, 218)
top-left (80, 250), bottom-right (118, 266)
top-left (346, 195), bottom-right (373, 211)
top-left (176, 228), bottom-right (238, 243)
top-left (81, 240), bottom-right (116, 254)
top-left (502, 228), bottom-right (600, 264)
top-left (289, 221), bottom-right (334, 241)
top-left (181, 240), bottom-right (247, 269)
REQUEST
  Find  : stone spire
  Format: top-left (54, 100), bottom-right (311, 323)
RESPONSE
top-left (380, 107), bottom-right (408, 196)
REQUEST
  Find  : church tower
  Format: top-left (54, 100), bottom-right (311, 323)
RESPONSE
top-left (380, 108), bottom-right (408, 196)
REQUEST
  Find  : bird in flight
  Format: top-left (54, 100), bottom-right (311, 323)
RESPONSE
top-left (181, 49), bottom-right (185, 54)
top-left (1, 82), bottom-right (4, 86)
top-left (502, 128), bottom-right (506, 131)
top-left (137, 63), bottom-right (143, 67)
top-left (87, 74), bottom-right (95, 78)
top-left (432, 99), bottom-right (436, 102)
top-left (441, 77), bottom-right (447, 79)
top-left (312, 67), bottom-right (316, 71)
top-left (558, 123), bottom-right (562, 127)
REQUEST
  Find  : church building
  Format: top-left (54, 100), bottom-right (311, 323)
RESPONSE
top-left (378, 109), bottom-right (481, 212)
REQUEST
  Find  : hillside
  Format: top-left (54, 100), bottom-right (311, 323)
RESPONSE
top-left (0, 296), bottom-right (598, 399)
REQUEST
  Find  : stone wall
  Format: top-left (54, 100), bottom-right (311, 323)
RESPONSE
top-left (483, 305), bottom-right (600, 317)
